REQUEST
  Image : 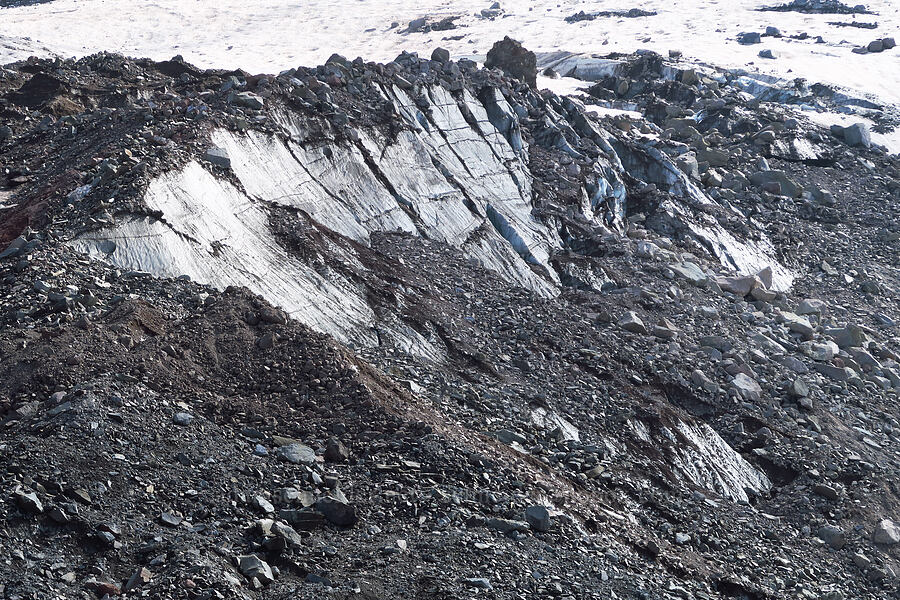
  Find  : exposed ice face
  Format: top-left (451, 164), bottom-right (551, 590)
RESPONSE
top-left (69, 74), bottom-right (797, 354)
top-left (68, 83), bottom-right (565, 356)
top-left (629, 418), bottom-right (771, 502)
top-left (69, 161), bottom-right (383, 349)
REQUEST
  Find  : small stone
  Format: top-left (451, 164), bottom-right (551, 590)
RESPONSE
top-left (791, 378), bottom-right (809, 398)
top-left (813, 483), bottom-right (839, 501)
top-left (173, 412), bottom-right (194, 426)
top-left (160, 512), bottom-right (183, 527)
top-left (732, 373), bottom-right (763, 401)
top-left (463, 578), bottom-right (493, 590)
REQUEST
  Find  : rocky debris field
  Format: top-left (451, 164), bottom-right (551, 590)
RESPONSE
top-left (1, 36), bottom-right (900, 600)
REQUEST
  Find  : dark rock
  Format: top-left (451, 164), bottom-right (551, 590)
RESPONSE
top-left (316, 496), bottom-right (357, 527)
top-left (485, 37), bottom-right (537, 87)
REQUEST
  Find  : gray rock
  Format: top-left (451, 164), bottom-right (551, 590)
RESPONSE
top-left (463, 578), bottom-right (492, 590)
top-left (780, 356), bottom-right (808, 374)
top-left (524, 505), bottom-right (551, 532)
top-left (780, 311), bottom-right (815, 339)
top-left (843, 123), bottom-right (871, 148)
top-left (873, 519), bottom-right (900, 545)
top-left (738, 32), bottom-right (762, 45)
top-left (867, 39), bottom-right (884, 53)
top-left (316, 496), bottom-right (357, 527)
top-left (172, 412), bottom-right (194, 426)
top-left (253, 495), bottom-right (275, 514)
top-left (732, 373), bottom-right (763, 401)
top-left (486, 517), bottom-right (529, 533)
top-left (15, 489), bottom-right (43, 514)
top-left (812, 362), bottom-right (852, 382)
top-left (715, 275), bottom-right (761, 297)
top-left (749, 170), bottom-right (803, 197)
top-left (827, 325), bottom-right (864, 349)
top-left (797, 298), bottom-right (825, 315)
top-left (431, 47), bottom-right (451, 63)
top-left (791, 378), bottom-right (810, 398)
top-left (230, 91), bottom-right (264, 110)
top-left (271, 521), bottom-right (303, 547)
top-left (818, 524), bottom-right (846, 549)
top-left (277, 443), bottom-right (316, 465)
top-left (883, 37), bottom-right (896, 50)
top-left (238, 554), bottom-right (275, 584)
top-left (813, 483), bottom-right (839, 500)
top-left (691, 369), bottom-right (719, 393)
top-left (203, 147), bottom-right (231, 169)
top-left (758, 49), bottom-right (776, 59)
top-left (670, 262), bottom-right (707, 285)
top-left (618, 311), bottom-right (647, 334)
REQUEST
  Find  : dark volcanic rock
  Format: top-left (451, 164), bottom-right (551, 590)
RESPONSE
top-left (485, 36), bottom-right (537, 87)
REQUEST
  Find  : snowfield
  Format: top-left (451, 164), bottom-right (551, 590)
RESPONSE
top-left (1, 0), bottom-right (899, 106)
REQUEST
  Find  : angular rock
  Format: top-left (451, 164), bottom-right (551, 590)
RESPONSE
top-left (842, 123), bottom-right (871, 148)
top-left (524, 505), bottom-right (551, 532)
top-left (873, 519), bottom-right (900, 545)
top-left (277, 443), bottom-right (316, 465)
top-left (485, 37), bottom-right (537, 87)
top-left (818, 524), bottom-right (846, 549)
top-left (238, 554), bottom-right (275, 584)
top-left (732, 373), bottom-right (763, 401)
top-left (316, 496), bottom-right (357, 527)
top-left (324, 437), bottom-right (350, 463)
top-left (617, 311), bottom-right (647, 334)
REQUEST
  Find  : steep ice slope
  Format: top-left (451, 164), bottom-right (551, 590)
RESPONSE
top-left (69, 80), bottom-right (565, 354)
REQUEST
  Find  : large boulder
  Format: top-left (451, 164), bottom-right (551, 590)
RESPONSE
top-left (843, 123), bottom-right (871, 148)
top-left (485, 37), bottom-right (537, 88)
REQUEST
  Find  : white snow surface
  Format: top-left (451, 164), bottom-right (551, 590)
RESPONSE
top-left (1, 0), bottom-right (899, 109)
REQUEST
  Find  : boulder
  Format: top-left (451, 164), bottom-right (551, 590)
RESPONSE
top-left (874, 519), bottom-right (900, 545)
top-left (842, 123), bottom-right (871, 148)
top-left (431, 47), bottom-right (451, 63)
top-left (238, 555), bottom-right (275, 584)
top-left (316, 496), bottom-right (357, 527)
top-left (618, 311), bottom-right (647, 334)
top-left (524, 505), bottom-right (551, 532)
top-left (485, 37), bottom-right (537, 87)
top-left (749, 170), bottom-right (803, 197)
